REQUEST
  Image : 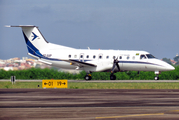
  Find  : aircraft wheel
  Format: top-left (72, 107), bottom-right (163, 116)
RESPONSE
top-left (110, 74), bottom-right (116, 80)
top-left (85, 75), bottom-right (92, 81)
top-left (155, 76), bottom-right (159, 80)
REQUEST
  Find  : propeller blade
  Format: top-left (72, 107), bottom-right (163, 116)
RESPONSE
top-left (116, 62), bottom-right (120, 71)
top-left (111, 57), bottom-right (120, 73)
top-left (111, 63), bottom-right (116, 73)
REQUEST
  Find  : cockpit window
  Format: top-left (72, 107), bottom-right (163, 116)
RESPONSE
top-left (146, 54), bottom-right (155, 59)
top-left (140, 55), bottom-right (146, 59)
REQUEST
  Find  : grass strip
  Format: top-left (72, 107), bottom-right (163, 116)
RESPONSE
top-left (0, 82), bottom-right (179, 89)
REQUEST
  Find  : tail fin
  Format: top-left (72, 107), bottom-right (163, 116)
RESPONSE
top-left (7, 25), bottom-right (75, 59)
top-left (7, 25), bottom-right (47, 58)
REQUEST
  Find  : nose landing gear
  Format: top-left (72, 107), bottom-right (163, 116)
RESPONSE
top-left (155, 71), bottom-right (160, 80)
top-left (155, 75), bottom-right (159, 80)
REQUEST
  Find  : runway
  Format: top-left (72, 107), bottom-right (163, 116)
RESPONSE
top-left (0, 89), bottom-right (179, 120)
top-left (1, 79), bottom-right (179, 82)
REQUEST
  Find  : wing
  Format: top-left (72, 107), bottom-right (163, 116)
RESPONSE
top-left (61, 59), bottom-right (97, 67)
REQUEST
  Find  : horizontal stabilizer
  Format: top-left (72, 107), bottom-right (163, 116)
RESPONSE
top-left (28, 53), bottom-right (52, 65)
top-left (28, 53), bottom-right (40, 59)
top-left (5, 25), bottom-right (37, 27)
top-left (38, 59), bottom-right (52, 65)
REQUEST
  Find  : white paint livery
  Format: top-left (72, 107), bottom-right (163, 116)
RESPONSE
top-left (8, 25), bottom-right (175, 80)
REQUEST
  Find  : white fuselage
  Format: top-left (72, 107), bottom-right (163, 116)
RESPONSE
top-left (39, 49), bottom-right (174, 72)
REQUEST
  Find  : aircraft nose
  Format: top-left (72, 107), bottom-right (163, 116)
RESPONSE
top-left (163, 62), bottom-right (175, 71)
top-left (158, 60), bottom-right (175, 71)
top-left (167, 65), bottom-right (175, 71)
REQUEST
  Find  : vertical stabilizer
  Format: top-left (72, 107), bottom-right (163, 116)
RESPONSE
top-left (21, 26), bottom-right (49, 49)
top-left (6, 25), bottom-right (76, 58)
top-left (7, 25), bottom-right (49, 58)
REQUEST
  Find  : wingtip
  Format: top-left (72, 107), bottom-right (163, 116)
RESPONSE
top-left (5, 25), bottom-right (11, 27)
top-left (5, 25), bottom-right (37, 28)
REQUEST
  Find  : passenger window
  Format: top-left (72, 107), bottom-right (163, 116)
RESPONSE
top-left (86, 55), bottom-right (89, 58)
top-left (127, 56), bottom-right (130, 59)
top-left (80, 55), bottom-right (83, 58)
top-left (140, 55), bottom-right (146, 59)
top-left (74, 55), bottom-right (77, 58)
top-left (93, 55), bottom-right (96, 59)
top-left (106, 56), bottom-right (109, 59)
top-left (132, 56), bottom-right (135, 60)
top-left (119, 56), bottom-right (122, 59)
top-left (69, 55), bottom-right (71, 58)
top-left (99, 56), bottom-right (102, 59)
top-left (113, 56), bottom-right (115, 59)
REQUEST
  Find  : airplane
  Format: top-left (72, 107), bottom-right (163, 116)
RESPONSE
top-left (6, 25), bottom-right (175, 80)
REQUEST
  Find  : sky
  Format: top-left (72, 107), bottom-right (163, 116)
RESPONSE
top-left (0, 0), bottom-right (179, 60)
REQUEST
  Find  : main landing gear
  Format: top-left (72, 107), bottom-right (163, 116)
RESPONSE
top-left (84, 58), bottom-right (120, 81)
top-left (110, 74), bottom-right (116, 80)
top-left (110, 57), bottom-right (120, 80)
top-left (84, 74), bottom-right (92, 80)
top-left (84, 73), bottom-right (117, 80)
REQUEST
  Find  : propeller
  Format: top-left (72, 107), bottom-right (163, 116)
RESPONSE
top-left (111, 57), bottom-right (120, 73)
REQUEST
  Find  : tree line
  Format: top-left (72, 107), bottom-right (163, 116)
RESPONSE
top-left (163, 55), bottom-right (179, 66)
top-left (0, 66), bottom-right (179, 80)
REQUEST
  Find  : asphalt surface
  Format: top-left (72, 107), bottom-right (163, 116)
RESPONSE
top-left (0, 89), bottom-right (179, 120)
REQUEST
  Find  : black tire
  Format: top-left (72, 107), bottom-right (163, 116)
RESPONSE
top-left (155, 76), bottom-right (159, 80)
top-left (110, 75), bottom-right (116, 80)
top-left (85, 75), bottom-right (92, 81)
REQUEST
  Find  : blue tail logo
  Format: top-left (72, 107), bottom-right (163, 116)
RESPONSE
top-left (32, 32), bottom-right (38, 41)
